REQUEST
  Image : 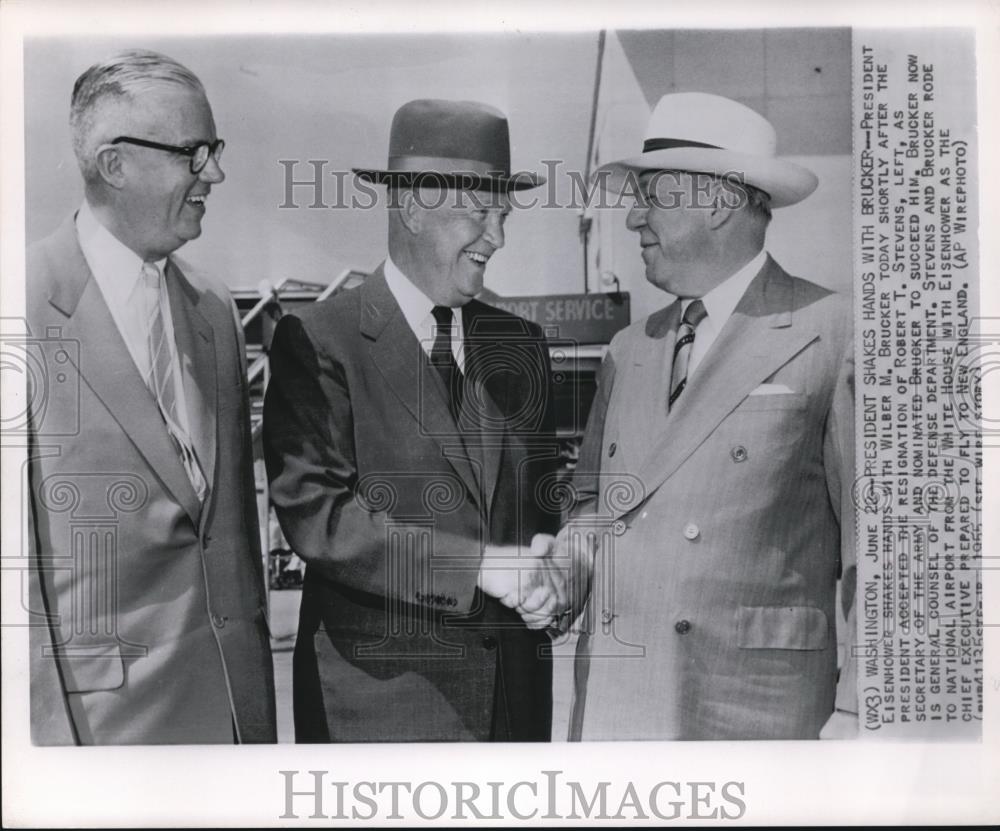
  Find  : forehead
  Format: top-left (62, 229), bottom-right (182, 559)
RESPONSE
top-left (638, 169), bottom-right (694, 191)
top-left (462, 188), bottom-right (511, 212)
top-left (119, 84), bottom-right (215, 140)
top-left (417, 187), bottom-right (511, 218)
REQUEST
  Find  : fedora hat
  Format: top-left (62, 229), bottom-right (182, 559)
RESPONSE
top-left (353, 98), bottom-right (544, 192)
top-left (596, 92), bottom-right (817, 208)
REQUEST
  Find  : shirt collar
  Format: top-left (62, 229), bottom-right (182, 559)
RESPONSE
top-left (76, 200), bottom-right (167, 305)
top-left (685, 248), bottom-right (767, 324)
top-left (383, 253), bottom-right (462, 338)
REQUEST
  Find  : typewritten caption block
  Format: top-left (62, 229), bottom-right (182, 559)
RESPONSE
top-left (855, 29), bottom-right (982, 738)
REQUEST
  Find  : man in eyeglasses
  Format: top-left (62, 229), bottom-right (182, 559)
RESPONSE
top-left (26, 49), bottom-right (276, 744)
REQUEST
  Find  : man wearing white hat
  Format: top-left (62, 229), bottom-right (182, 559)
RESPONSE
top-left (567, 92), bottom-right (857, 740)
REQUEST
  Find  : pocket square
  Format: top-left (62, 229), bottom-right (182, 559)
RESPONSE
top-left (749, 383), bottom-right (795, 395)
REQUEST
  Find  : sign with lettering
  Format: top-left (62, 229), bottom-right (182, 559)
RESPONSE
top-left (485, 292), bottom-right (630, 344)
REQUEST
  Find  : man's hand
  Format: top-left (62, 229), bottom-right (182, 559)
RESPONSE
top-left (478, 534), bottom-right (567, 630)
top-left (547, 522), bottom-right (597, 634)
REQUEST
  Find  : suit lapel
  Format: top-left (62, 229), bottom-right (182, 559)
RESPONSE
top-left (166, 260), bottom-right (217, 497)
top-left (618, 302), bottom-right (678, 475)
top-left (633, 258), bottom-right (820, 508)
top-left (361, 268), bottom-right (483, 509)
top-left (43, 218), bottom-right (201, 523)
top-left (461, 301), bottom-right (506, 519)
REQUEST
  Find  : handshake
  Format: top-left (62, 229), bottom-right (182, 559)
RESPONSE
top-left (477, 525), bottom-right (598, 632)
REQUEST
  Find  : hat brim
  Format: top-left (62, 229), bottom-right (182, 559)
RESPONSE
top-left (353, 168), bottom-right (544, 192)
top-left (595, 148), bottom-right (817, 208)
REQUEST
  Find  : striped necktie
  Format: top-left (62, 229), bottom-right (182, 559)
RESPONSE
top-left (668, 298), bottom-right (707, 410)
top-left (142, 262), bottom-right (208, 502)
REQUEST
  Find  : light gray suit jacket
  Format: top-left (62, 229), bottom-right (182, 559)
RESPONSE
top-left (27, 215), bottom-right (276, 744)
top-left (570, 257), bottom-right (857, 740)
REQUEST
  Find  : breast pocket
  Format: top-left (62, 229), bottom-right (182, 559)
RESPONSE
top-left (736, 392), bottom-right (808, 412)
top-left (724, 393), bottom-right (811, 462)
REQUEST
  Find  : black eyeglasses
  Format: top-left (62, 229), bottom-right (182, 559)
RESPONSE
top-left (110, 136), bottom-right (225, 174)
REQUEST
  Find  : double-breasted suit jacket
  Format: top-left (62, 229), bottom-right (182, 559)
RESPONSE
top-left (263, 267), bottom-right (560, 742)
top-left (27, 216), bottom-right (276, 745)
top-left (570, 257), bottom-right (857, 740)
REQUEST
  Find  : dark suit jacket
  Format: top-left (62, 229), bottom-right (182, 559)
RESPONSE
top-left (263, 266), bottom-right (560, 741)
top-left (570, 257), bottom-right (857, 740)
top-left (26, 215), bottom-right (276, 745)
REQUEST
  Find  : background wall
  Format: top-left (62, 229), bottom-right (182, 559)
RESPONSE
top-left (25, 29), bottom-right (850, 322)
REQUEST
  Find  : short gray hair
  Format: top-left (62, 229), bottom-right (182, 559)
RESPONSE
top-left (69, 49), bottom-right (205, 183)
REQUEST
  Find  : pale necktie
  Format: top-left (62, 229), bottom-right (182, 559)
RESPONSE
top-left (142, 262), bottom-right (208, 502)
top-left (668, 298), bottom-right (707, 410)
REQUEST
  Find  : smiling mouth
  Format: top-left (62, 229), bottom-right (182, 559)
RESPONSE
top-left (463, 250), bottom-right (490, 266)
top-left (186, 194), bottom-right (207, 207)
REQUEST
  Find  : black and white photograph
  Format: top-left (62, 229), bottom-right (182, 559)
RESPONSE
top-left (1, 0), bottom-right (996, 826)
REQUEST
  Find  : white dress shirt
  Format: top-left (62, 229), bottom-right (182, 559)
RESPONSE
top-left (383, 254), bottom-right (466, 371)
top-left (76, 200), bottom-right (196, 442)
top-left (682, 248), bottom-right (767, 377)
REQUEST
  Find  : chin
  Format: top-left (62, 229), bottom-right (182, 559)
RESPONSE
top-left (178, 225), bottom-right (203, 244)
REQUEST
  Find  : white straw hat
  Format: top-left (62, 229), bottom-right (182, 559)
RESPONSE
top-left (596, 92), bottom-right (818, 208)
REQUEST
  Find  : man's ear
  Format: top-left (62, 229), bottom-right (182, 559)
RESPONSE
top-left (93, 145), bottom-right (126, 189)
top-left (706, 180), bottom-right (737, 230)
top-left (395, 189), bottom-right (423, 235)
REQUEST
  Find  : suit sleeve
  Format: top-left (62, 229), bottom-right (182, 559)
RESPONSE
top-left (263, 314), bottom-right (482, 611)
top-left (825, 336), bottom-right (858, 715)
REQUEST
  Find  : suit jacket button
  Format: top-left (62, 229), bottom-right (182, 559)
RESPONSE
top-left (481, 636), bottom-right (497, 650)
top-left (682, 523), bottom-right (700, 540)
top-left (612, 519), bottom-right (627, 536)
top-left (212, 614), bottom-right (226, 629)
top-left (674, 619), bottom-right (692, 635)
top-left (731, 445), bottom-right (748, 462)
top-left (600, 609), bottom-right (614, 624)
top-left (608, 442), bottom-right (617, 457)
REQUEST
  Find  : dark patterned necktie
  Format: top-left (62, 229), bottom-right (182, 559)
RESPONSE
top-left (668, 298), bottom-right (707, 410)
top-left (430, 305), bottom-right (463, 420)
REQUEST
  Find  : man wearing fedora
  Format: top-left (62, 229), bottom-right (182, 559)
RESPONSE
top-left (263, 99), bottom-right (566, 741)
top-left (567, 92), bottom-right (858, 740)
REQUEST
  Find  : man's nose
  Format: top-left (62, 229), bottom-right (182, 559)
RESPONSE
top-left (199, 154), bottom-right (225, 185)
top-left (626, 203), bottom-right (647, 231)
top-left (482, 213), bottom-right (505, 249)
